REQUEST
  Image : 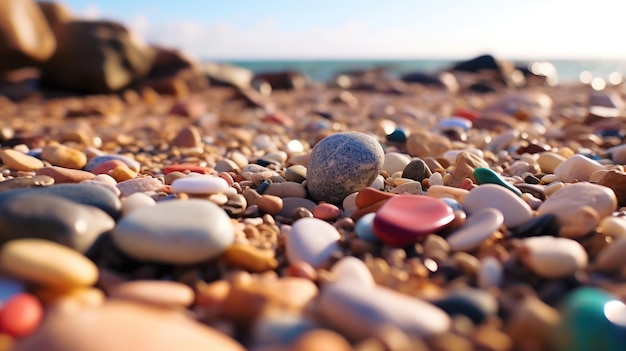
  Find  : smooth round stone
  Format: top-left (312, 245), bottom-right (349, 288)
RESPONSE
top-left (318, 281), bottom-right (450, 339)
top-left (312, 203), bottom-right (341, 221)
top-left (406, 129), bottom-right (452, 158)
top-left (286, 217), bottom-right (341, 268)
top-left (446, 208), bottom-right (504, 252)
top-left (36, 166), bottom-right (95, 183)
top-left (426, 185), bottom-right (469, 203)
top-left (278, 198), bottom-right (317, 218)
top-left (520, 236), bottom-right (588, 278)
top-left (487, 129), bottom-right (519, 152)
top-left (306, 132), bottom-right (384, 205)
top-left (463, 184), bottom-right (533, 228)
top-left (121, 192), bottom-right (156, 216)
top-left (0, 192), bottom-right (115, 253)
top-left (40, 144), bottom-right (87, 169)
top-left (13, 301), bottom-right (246, 351)
top-left (0, 293), bottom-right (43, 337)
top-left (112, 199), bottom-right (235, 264)
top-left (107, 280), bottom-right (194, 309)
top-left (401, 158), bottom-right (432, 183)
top-left (284, 165), bottom-right (307, 183)
top-left (537, 182), bottom-right (617, 226)
top-left (598, 216), bottom-right (626, 238)
top-left (386, 128), bottom-right (408, 143)
top-left (553, 154), bottom-right (604, 182)
top-left (428, 172), bottom-right (444, 186)
top-left (436, 117), bottom-right (472, 131)
top-left (354, 212), bottom-right (378, 242)
top-left (594, 236), bottom-right (626, 271)
top-left (18, 183), bottom-right (123, 219)
top-left (554, 287), bottom-right (626, 351)
top-left (433, 288), bottom-right (497, 324)
top-left (473, 167), bottom-right (522, 197)
top-left (0, 149), bottom-right (44, 171)
top-left (373, 195), bottom-right (454, 245)
top-left (390, 180), bottom-right (423, 195)
top-left (537, 152), bottom-right (566, 174)
top-left (263, 182), bottom-right (307, 198)
top-left (85, 154), bottom-right (141, 173)
top-left (330, 256), bottom-right (376, 287)
top-left (116, 177), bottom-right (163, 197)
top-left (370, 175), bottom-right (385, 190)
top-left (171, 175), bottom-right (229, 195)
top-left (382, 152), bottom-right (411, 175)
top-left (0, 239), bottom-right (98, 290)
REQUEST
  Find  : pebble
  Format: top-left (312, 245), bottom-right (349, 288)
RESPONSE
top-left (0, 192), bottom-right (114, 253)
top-left (354, 213), bottom-right (378, 242)
top-left (289, 329), bottom-right (353, 351)
top-left (170, 125), bottom-right (202, 148)
top-left (537, 182), bottom-right (617, 229)
top-left (112, 199), bottom-right (235, 264)
top-left (121, 192), bottom-right (156, 216)
top-left (401, 158), bottom-right (432, 183)
top-left (390, 180), bottom-right (423, 194)
top-left (446, 208), bottom-right (504, 251)
top-left (473, 167), bottom-right (522, 197)
top-left (85, 155), bottom-right (141, 173)
top-left (13, 301), bottom-right (246, 351)
top-left (487, 129), bottom-right (519, 152)
top-left (370, 174), bottom-right (385, 189)
top-left (171, 175), bottom-right (229, 194)
top-left (318, 281), bottom-right (450, 339)
top-left (256, 194), bottom-right (283, 214)
top-left (107, 280), bottom-right (195, 309)
top-left (406, 129), bottom-right (452, 157)
top-left (373, 194), bottom-right (454, 245)
top-left (506, 296), bottom-right (561, 351)
top-left (536, 152), bottom-right (566, 174)
top-left (477, 256), bottom-right (503, 289)
top-left (463, 184), bottom-right (533, 228)
top-left (263, 182), bottom-right (307, 198)
top-left (448, 151), bottom-right (489, 188)
top-left (330, 256), bottom-right (376, 287)
top-left (222, 243), bottom-right (278, 273)
top-left (598, 216), bottom-right (626, 237)
top-left (284, 165), bottom-right (307, 183)
top-left (597, 169), bottom-right (626, 207)
top-left (553, 154), bottom-right (604, 182)
top-left (519, 236), bottom-right (588, 278)
top-left (90, 159), bottom-right (127, 175)
top-left (355, 187), bottom-right (396, 208)
top-left (594, 236), bottom-right (626, 271)
top-left (286, 217), bottom-right (341, 267)
top-left (554, 287), bottom-right (626, 351)
top-left (382, 152), bottom-right (411, 175)
top-left (0, 293), bottom-right (43, 337)
top-left (433, 288), bottom-right (497, 324)
top-left (0, 149), bottom-right (44, 171)
top-left (116, 177), bottom-right (163, 197)
top-left (426, 185), bottom-right (469, 203)
top-left (0, 238), bottom-right (98, 290)
top-left (306, 132), bottom-right (384, 204)
top-left (40, 144), bottom-right (87, 169)
top-left (312, 203), bottom-right (341, 220)
top-left (36, 166), bottom-right (95, 183)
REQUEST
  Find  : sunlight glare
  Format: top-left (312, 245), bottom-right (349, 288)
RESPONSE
top-left (609, 72), bottom-right (623, 85)
top-left (591, 77), bottom-right (606, 91)
top-left (579, 71), bottom-right (593, 84)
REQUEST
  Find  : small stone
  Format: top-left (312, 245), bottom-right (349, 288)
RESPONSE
top-left (107, 280), bottom-right (194, 309)
top-left (171, 175), bottom-right (229, 195)
top-left (463, 184), bottom-right (533, 228)
top-left (284, 165), bottom-right (307, 183)
top-left (426, 185), bottom-right (469, 203)
top-left (307, 132), bottom-right (384, 205)
top-left (354, 187), bottom-right (396, 208)
top-left (0, 293), bottom-right (43, 338)
top-left (40, 144), bottom-right (86, 169)
top-left (448, 151), bottom-right (489, 188)
top-left (473, 167), bottom-right (522, 196)
top-left (597, 169), bottom-right (626, 207)
top-left (331, 256), bottom-right (376, 287)
top-left (85, 155), bottom-right (141, 173)
top-left (170, 125), bottom-right (202, 148)
top-left (290, 329), bottom-right (353, 351)
top-left (0, 238), bottom-right (98, 290)
top-left (286, 217), bottom-right (341, 267)
top-left (36, 166), bottom-right (95, 183)
top-left (116, 177), bottom-right (163, 197)
top-left (256, 194), bottom-right (283, 215)
top-left (477, 256), bottom-right (503, 289)
top-left (446, 208), bottom-right (503, 252)
top-left (594, 236), bottom-right (626, 271)
top-left (406, 129), bottom-right (452, 157)
top-left (401, 158), bottom-right (432, 183)
top-left (112, 199), bottom-right (235, 264)
top-left (553, 154), bottom-right (604, 182)
top-left (390, 180), bottom-right (423, 195)
top-left (312, 203), bottom-right (341, 221)
top-left (507, 296), bottom-right (561, 351)
top-left (519, 236), bottom-right (588, 278)
top-left (382, 152), bottom-right (411, 175)
top-left (222, 243), bottom-right (278, 273)
top-left (0, 149), bottom-right (44, 171)
top-left (537, 152), bottom-right (566, 174)
top-left (373, 194), bottom-right (454, 245)
top-left (263, 182), bottom-right (307, 198)
top-left (121, 192), bottom-right (156, 216)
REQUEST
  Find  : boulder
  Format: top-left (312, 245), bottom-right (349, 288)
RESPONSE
top-left (450, 54), bottom-right (524, 87)
top-left (41, 20), bottom-right (155, 93)
top-left (0, 0), bottom-right (56, 71)
top-left (203, 62), bottom-right (253, 89)
top-left (141, 46), bottom-right (208, 96)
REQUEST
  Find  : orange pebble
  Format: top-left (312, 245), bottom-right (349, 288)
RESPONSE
top-left (91, 159), bottom-right (127, 175)
top-left (312, 203), bottom-right (341, 221)
top-left (354, 187), bottom-right (396, 209)
top-left (108, 165), bottom-right (137, 182)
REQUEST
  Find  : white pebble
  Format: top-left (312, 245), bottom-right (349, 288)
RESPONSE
top-left (121, 192), bottom-right (156, 216)
top-left (520, 236), bottom-right (588, 278)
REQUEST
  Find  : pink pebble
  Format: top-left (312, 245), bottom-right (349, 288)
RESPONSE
top-left (373, 194), bottom-right (454, 246)
top-left (313, 203), bottom-right (341, 220)
top-left (0, 293), bottom-right (43, 338)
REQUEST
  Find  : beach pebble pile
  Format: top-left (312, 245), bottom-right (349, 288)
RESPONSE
top-left (1, 58), bottom-right (626, 351)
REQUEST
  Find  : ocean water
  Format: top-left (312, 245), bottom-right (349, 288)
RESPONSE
top-left (215, 58), bottom-right (626, 85)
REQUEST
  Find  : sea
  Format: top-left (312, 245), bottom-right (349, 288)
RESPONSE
top-left (212, 58), bottom-right (626, 85)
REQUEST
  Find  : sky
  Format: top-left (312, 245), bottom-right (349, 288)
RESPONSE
top-left (58, 0), bottom-right (626, 61)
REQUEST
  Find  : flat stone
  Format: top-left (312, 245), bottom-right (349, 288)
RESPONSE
top-left (0, 149), bottom-right (44, 171)
top-left (286, 217), bottom-right (340, 267)
top-left (0, 238), bottom-right (98, 290)
top-left (401, 158), bottom-right (432, 183)
top-left (318, 281), bottom-right (450, 340)
top-left (537, 152), bottom-right (566, 174)
top-left (306, 132), bottom-right (384, 205)
top-left (553, 154), bottom-right (604, 182)
top-left (106, 280), bottom-right (194, 309)
top-left (0, 192), bottom-right (114, 253)
top-left (426, 185), bottom-right (469, 203)
top-left (116, 177), bottom-right (163, 197)
top-left (446, 208), bottom-right (504, 251)
top-left (171, 175), bottom-right (229, 194)
top-left (0, 175), bottom-right (54, 192)
top-left (40, 144), bottom-right (86, 169)
top-left (537, 182), bottom-right (617, 228)
top-left (263, 182), bottom-right (307, 198)
top-left (520, 236), bottom-right (588, 278)
top-left (112, 199), bottom-right (235, 264)
top-left (463, 184), bottom-right (533, 228)
top-left (406, 129), bottom-right (452, 157)
top-left (36, 166), bottom-right (95, 183)
top-left (595, 236), bottom-right (626, 271)
top-left (13, 301), bottom-right (245, 351)
top-left (354, 187), bottom-right (396, 208)
top-left (373, 194), bottom-right (454, 245)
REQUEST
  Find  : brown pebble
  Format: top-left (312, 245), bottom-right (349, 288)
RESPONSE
top-left (256, 194), bottom-right (284, 214)
top-left (222, 243), bottom-right (278, 273)
top-left (36, 166), bottom-right (95, 183)
top-left (170, 125), bottom-right (202, 148)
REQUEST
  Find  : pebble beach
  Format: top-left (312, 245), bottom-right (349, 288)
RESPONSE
top-left (3, 1), bottom-right (626, 351)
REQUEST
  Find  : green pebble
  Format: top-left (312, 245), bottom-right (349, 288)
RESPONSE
top-left (473, 167), bottom-right (522, 197)
top-left (553, 287), bottom-right (626, 351)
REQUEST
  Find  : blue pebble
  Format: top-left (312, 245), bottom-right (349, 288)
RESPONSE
top-left (386, 129), bottom-right (407, 143)
top-left (440, 197), bottom-right (463, 211)
top-left (355, 212), bottom-right (378, 242)
top-left (436, 117), bottom-right (472, 131)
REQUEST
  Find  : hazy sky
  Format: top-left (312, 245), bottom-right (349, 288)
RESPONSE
top-left (59, 0), bottom-right (626, 60)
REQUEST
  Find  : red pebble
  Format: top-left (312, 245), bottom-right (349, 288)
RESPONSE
top-left (0, 293), bottom-right (43, 338)
top-left (453, 108), bottom-right (479, 121)
top-left (312, 203), bottom-right (341, 221)
top-left (163, 164), bottom-right (212, 174)
top-left (91, 159), bottom-right (127, 175)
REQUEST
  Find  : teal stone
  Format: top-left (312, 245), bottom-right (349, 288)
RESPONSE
top-left (473, 167), bottom-right (522, 197)
top-left (554, 287), bottom-right (626, 351)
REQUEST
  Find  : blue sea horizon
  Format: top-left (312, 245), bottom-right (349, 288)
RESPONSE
top-left (205, 57), bottom-right (626, 85)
